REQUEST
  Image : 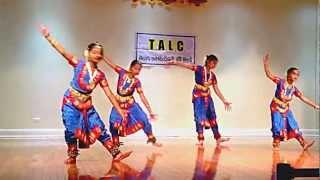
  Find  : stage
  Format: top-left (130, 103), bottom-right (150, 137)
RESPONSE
top-left (0, 137), bottom-right (318, 179)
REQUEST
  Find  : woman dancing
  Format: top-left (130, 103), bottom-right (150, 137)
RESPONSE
top-left (103, 57), bottom-right (162, 147)
top-left (169, 55), bottom-right (232, 146)
top-left (40, 25), bottom-right (132, 164)
top-left (263, 53), bottom-right (319, 150)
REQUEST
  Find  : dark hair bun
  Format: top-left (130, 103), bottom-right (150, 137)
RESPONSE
top-left (87, 42), bottom-right (103, 51)
top-left (130, 59), bottom-right (142, 68)
top-left (287, 67), bottom-right (299, 75)
top-left (206, 54), bottom-right (218, 61)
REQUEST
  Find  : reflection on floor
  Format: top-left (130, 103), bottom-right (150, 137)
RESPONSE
top-left (0, 137), bottom-right (318, 179)
top-left (67, 153), bottom-right (161, 179)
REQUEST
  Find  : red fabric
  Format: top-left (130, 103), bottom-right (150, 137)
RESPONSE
top-left (293, 87), bottom-right (303, 98)
top-left (117, 121), bottom-right (144, 137)
top-left (271, 76), bottom-right (281, 84)
top-left (74, 126), bottom-right (102, 146)
top-left (77, 64), bottom-right (90, 91)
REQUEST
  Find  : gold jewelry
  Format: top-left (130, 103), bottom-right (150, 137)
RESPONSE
top-left (203, 66), bottom-right (212, 83)
top-left (48, 37), bottom-right (57, 46)
top-left (85, 62), bottom-right (98, 83)
top-left (69, 87), bottom-right (91, 102)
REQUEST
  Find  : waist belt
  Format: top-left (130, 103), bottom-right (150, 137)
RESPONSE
top-left (194, 83), bottom-right (209, 91)
top-left (116, 94), bottom-right (134, 103)
top-left (69, 87), bottom-right (91, 102)
top-left (272, 97), bottom-right (289, 107)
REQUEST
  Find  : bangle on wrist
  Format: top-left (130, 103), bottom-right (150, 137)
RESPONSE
top-left (49, 38), bottom-right (57, 46)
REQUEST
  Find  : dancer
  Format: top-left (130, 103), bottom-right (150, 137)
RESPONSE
top-left (263, 53), bottom-right (319, 151)
top-left (168, 55), bottom-right (232, 146)
top-left (40, 25), bottom-right (132, 164)
top-left (103, 57), bottom-right (162, 147)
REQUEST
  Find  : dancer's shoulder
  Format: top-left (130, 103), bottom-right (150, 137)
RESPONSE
top-left (194, 65), bottom-right (203, 71)
top-left (293, 86), bottom-right (303, 97)
top-left (273, 76), bottom-right (283, 84)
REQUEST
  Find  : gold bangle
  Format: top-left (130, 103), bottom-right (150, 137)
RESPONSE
top-left (48, 38), bottom-right (57, 46)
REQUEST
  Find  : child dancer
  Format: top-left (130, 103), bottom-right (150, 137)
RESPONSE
top-left (169, 55), bottom-right (232, 146)
top-left (40, 25), bottom-right (132, 164)
top-left (263, 54), bottom-right (319, 150)
top-left (103, 57), bottom-right (162, 147)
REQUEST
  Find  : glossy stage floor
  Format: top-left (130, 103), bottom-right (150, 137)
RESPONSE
top-left (0, 137), bottom-right (318, 179)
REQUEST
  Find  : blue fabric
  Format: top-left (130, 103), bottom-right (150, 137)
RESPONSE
top-left (62, 101), bottom-right (111, 144)
top-left (193, 96), bottom-right (220, 138)
top-left (193, 96), bottom-right (217, 124)
top-left (116, 68), bottom-right (141, 96)
top-left (273, 79), bottom-right (301, 99)
top-left (271, 110), bottom-right (301, 138)
top-left (70, 59), bottom-right (92, 94)
top-left (195, 121), bottom-right (219, 135)
top-left (109, 102), bottom-right (152, 136)
top-left (194, 65), bottom-right (214, 85)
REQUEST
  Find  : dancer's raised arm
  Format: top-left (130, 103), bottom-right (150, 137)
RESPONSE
top-left (103, 56), bottom-right (122, 73)
top-left (39, 25), bottom-right (78, 66)
top-left (263, 54), bottom-right (279, 83)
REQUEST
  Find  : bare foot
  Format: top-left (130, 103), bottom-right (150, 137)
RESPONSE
top-left (196, 140), bottom-right (204, 147)
top-left (216, 137), bottom-right (230, 145)
top-left (152, 142), bottom-right (162, 147)
top-left (303, 140), bottom-right (315, 151)
top-left (64, 157), bottom-right (76, 164)
top-left (272, 141), bottom-right (280, 151)
top-left (272, 146), bottom-right (280, 151)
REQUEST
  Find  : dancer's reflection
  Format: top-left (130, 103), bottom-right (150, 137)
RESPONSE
top-left (67, 153), bottom-right (161, 180)
top-left (271, 150), bottom-right (311, 180)
top-left (103, 153), bottom-right (161, 179)
top-left (192, 145), bottom-right (229, 180)
top-left (67, 164), bottom-right (96, 180)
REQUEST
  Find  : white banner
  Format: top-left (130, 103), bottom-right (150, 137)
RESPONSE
top-left (136, 33), bottom-right (195, 65)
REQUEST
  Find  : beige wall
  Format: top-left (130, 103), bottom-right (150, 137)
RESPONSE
top-left (0, 0), bottom-right (318, 133)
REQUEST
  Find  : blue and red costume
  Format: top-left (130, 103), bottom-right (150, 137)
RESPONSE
top-left (61, 59), bottom-right (118, 158)
top-left (192, 65), bottom-right (221, 140)
top-left (109, 67), bottom-right (154, 145)
top-left (269, 76), bottom-right (303, 141)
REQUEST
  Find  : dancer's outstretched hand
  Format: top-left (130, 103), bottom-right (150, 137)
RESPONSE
top-left (263, 53), bottom-right (270, 65)
top-left (315, 105), bottom-right (320, 110)
top-left (149, 113), bottom-right (158, 121)
top-left (224, 101), bottom-right (232, 111)
top-left (39, 24), bottom-right (50, 37)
